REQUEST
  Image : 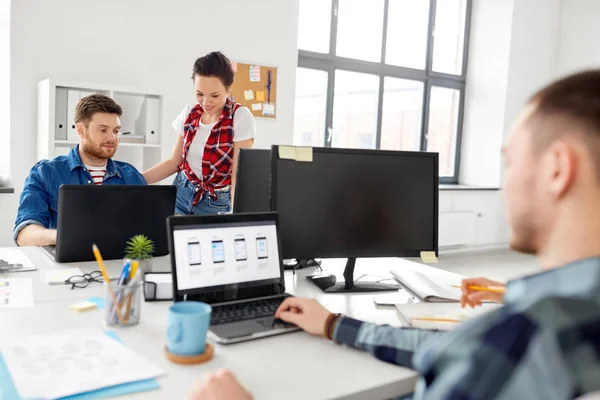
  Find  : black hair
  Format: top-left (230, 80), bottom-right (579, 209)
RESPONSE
top-left (192, 51), bottom-right (235, 87)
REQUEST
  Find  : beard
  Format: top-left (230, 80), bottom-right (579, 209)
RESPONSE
top-left (82, 138), bottom-right (117, 161)
top-left (507, 211), bottom-right (539, 255)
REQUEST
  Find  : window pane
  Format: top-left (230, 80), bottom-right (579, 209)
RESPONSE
top-left (298, 0), bottom-right (332, 53)
top-left (336, 0), bottom-right (385, 62)
top-left (427, 86), bottom-right (461, 177)
top-left (432, 0), bottom-right (468, 75)
top-left (380, 78), bottom-right (424, 152)
top-left (385, 0), bottom-right (430, 70)
top-left (293, 68), bottom-right (328, 147)
top-left (332, 70), bottom-right (379, 149)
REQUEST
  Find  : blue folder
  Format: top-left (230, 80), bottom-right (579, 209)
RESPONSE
top-left (0, 330), bottom-right (160, 400)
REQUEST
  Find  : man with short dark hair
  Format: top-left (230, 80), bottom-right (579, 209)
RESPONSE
top-left (14, 94), bottom-right (146, 247)
top-left (190, 70), bottom-right (600, 399)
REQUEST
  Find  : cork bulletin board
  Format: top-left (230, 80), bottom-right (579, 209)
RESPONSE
top-left (230, 62), bottom-right (277, 119)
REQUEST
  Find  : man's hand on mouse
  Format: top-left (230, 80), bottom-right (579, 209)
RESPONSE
top-left (275, 298), bottom-right (332, 336)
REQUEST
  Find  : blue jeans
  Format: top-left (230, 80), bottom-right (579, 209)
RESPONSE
top-left (173, 171), bottom-right (231, 215)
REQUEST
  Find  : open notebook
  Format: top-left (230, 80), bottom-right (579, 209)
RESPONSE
top-left (395, 302), bottom-right (502, 330)
top-left (390, 268), bottom-right (465, 302)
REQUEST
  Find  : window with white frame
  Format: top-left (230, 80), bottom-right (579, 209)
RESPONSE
top-left (294, 0), bottom-right (471, 182)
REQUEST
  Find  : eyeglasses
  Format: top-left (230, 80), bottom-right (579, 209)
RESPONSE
top-left (65, 271), bottom-right (104, 289)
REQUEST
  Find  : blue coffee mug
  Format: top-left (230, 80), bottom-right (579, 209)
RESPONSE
top-left (166, 301), bottom-right (212, 356)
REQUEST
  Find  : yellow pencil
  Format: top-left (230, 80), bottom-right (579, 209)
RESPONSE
top-left (452, 284), bottom-right (506, 294)
top-left (92, 244), bottom-right (124, 323)
top-left (411, 317), bottom-right (461, 323)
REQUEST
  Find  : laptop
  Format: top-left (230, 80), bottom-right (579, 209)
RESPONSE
top-left (167, 212), bottom-right (300, 344)
top-left (43, 185), bottom-right (176, 263)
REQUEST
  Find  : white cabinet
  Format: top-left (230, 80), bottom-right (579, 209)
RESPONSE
top-left (37, 79), bottom-right (163, 172)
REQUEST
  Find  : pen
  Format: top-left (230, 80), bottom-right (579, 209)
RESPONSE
top-left (452, 284), bottom-right (506, 294)
top-left (92, 244), bottom-right (124, 323)
top-left (110, 260), bottom-right (132, 324)
top-left (124, 261), bottom-right (139, 323)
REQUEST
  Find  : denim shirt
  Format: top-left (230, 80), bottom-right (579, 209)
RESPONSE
top-left (13, 145), bottom-right (146, 243)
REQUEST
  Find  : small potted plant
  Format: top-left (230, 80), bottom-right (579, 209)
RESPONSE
top-left (124, 234), bottom-right (155, 274)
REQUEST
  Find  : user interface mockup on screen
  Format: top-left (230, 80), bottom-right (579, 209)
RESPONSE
top-left (173, 221), bottom-right (280, 291)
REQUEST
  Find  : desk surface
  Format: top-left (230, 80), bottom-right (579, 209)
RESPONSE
top-left (1, 248), bottom-right (429, 400)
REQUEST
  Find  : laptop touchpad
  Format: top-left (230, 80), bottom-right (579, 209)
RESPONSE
top-left (210, 317), bottom-right (280, 339)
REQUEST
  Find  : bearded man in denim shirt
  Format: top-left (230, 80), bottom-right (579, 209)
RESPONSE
top-left (14, 94), bottom-right (146, 247)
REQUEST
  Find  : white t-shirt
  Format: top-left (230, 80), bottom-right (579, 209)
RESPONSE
top-left (172, 104), bottom-right (256, 179)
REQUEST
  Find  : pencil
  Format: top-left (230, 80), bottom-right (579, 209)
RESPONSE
top-left (92, 244), bottom-right (124, 323)
top-left (411, 317), bottom-right (461, 323)
top-left (452, 284), bottom-right (506, 294)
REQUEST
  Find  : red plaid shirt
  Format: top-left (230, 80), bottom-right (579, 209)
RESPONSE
top-left (180, 98), bottom-right (242, 205)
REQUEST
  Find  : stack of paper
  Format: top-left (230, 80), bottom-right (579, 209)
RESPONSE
top-left (1, 328), bottom-right (165, 399)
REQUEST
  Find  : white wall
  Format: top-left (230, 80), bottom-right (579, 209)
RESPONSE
top-left (556, 0), bottom-right (600, 75)
top-left (502, 0), bottom-right (561, 154)
top-left (459, 0), bottom-right (514, 188)
top-left (0, 0), bottom-right (299, 246)
top-left (0, 0), bottom-right (9, 180)
top-left (452, 0), bottom-right (564, 249)
top-left (460, 0), bottom-right (562, 188)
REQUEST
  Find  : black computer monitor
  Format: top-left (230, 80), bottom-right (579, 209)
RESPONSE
top-left (270, 146), bottom-right (439, 293)
top-left (46, 185), bottom-right (176, 263)
top-left (233, 149), bottom-right (271, 214)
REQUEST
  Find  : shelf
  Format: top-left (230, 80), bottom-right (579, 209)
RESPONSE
top-left (54, 140), bottom-right (161, 148)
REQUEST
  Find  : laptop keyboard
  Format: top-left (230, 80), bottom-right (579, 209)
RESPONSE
top-left (211, 296), bottom-right (288, 326)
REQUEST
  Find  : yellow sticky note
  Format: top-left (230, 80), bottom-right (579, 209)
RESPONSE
top-left (420, 251), bottom-right (438, 263)
top-left (279, 146), bottom-right (296, 160)
top-left (295, 147), bottom-right (313, 162)
top-left (69, 301), bottom-right (97, 312)
top-left (256, 91), bottom-right (265, 101)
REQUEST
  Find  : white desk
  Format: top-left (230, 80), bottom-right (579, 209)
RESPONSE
top-left (1, 248), bottom-right (423, 400)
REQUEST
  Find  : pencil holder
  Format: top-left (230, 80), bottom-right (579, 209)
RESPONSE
top-left (104, 281), bottom-right (143, 327)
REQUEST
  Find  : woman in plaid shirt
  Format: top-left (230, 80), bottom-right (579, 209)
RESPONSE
top-left (143, 51), bottom-right (256, 214)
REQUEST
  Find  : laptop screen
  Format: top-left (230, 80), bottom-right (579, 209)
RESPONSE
top-left (172, 220), bottom-right (281, 293)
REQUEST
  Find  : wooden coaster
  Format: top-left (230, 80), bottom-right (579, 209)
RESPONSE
top-left (164, 343), bottom-right (214, 365)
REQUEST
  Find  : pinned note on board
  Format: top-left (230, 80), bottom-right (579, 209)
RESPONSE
top-left (251, 103), bottom-right (262, 111)
top-left (296, 147), bottom-right (313, 162)
top-left (420, 251), bottom-right (438, 263)
top-left (243, 90), bottom-right (254, 101)
top-left (263, 103), bottom-right (275, 117)
top-left (249, 66), bottom-right (261, 82)
top-left (256, 91), bottom-right (265, 101)
top-left (279, 146), bottom-right (297, 160)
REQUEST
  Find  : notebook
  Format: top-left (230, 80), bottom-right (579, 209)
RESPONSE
top-left (395, 302), bottom-right (502, 330)
top-left (390, 268), bottom-right (465, 302)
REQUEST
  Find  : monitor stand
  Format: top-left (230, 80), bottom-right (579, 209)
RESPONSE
top-left (306, 258), bottom-right (400, 293)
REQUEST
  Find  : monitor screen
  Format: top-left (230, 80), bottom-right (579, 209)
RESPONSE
top-left (172, 220), bottom-right (281, 292)
top-left (271, 147), bottom-right (438, 260)
top-left (233, 149), bottom-right (271, 213)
